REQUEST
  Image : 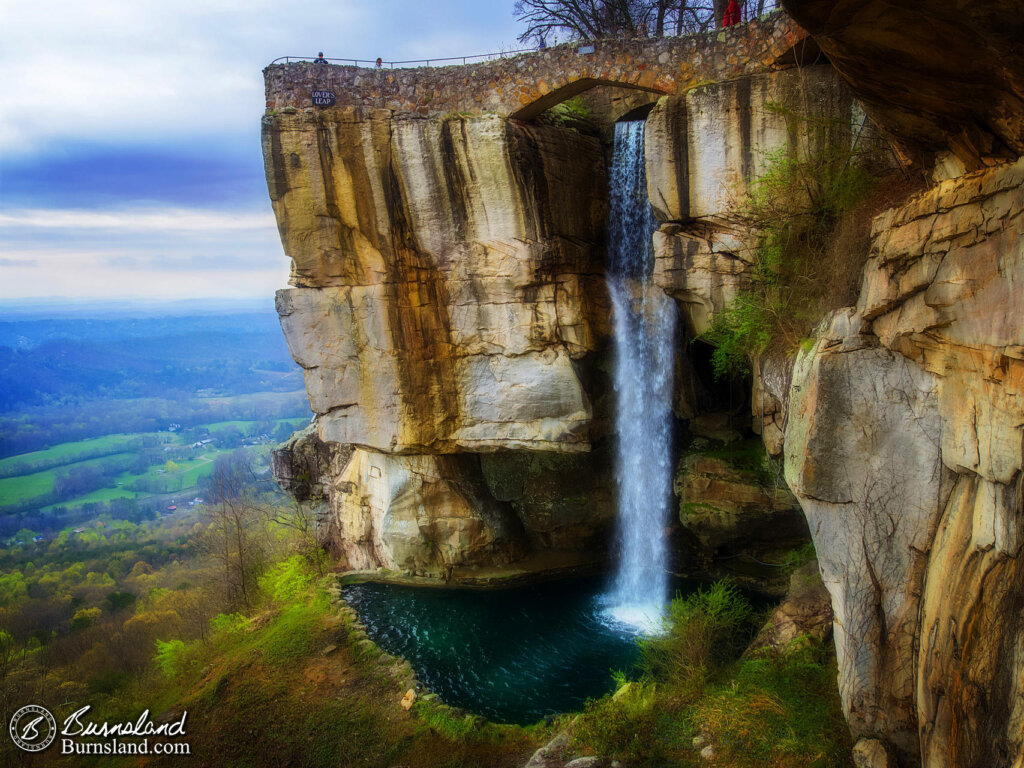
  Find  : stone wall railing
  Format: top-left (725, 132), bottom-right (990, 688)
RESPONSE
top-left (264, 12), bottom-right (810, 119)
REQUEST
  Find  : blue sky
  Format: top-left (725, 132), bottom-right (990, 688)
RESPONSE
top-left (0, 0), bottom-right (524, 300)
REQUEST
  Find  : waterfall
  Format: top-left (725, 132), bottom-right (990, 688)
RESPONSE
top-left (603, 120), bottom-right (677, 633)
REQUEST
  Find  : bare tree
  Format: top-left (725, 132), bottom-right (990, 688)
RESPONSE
top-left (514, 0), bottom-right (777, 42)
top-left (197, 454), bottom-right (268, 609)
top-left (267, 499), bottom-right (329, 576)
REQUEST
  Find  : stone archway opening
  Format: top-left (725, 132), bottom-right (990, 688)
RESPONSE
top-left (617, 102), bottom-right (657, 122)
top-left (510, 78), bottom-right (668, 121)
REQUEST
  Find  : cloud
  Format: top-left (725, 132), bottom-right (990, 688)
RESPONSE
top-left (0, 207), bottom-right (278, 232)
top-left (0, 0), bottom-right (523, 156)
top-left (0, 203), bottom-right (288, 298)
top-left (0, 0), bottom-right (525, 300)
top-left (0, 245), bottom-right (290, 300)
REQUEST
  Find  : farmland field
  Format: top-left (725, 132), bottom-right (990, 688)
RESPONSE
top-left (1, 416), bottom-right (310, 517)
top-left (0, 302), bottom-right (312, 534)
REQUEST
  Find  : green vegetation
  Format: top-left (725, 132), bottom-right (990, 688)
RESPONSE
top-left (569, 581), bottom-right (851, 766)
top-left (0, 433), bottom-right (159, 479)
top-left (0, 416), bottom-right (308, 527)
top-left (547, 95), bottom-right (590, 124)
top-left (0, 452), bottom-right (137, 503)
top-left (0, 484), bottom-right (544, 768)
top-left (681, 500), bottom-right (723, 517)
top-left (701, 104), bottom-right (883, 379)
top-left (781, 541), bottom-right (818, 572)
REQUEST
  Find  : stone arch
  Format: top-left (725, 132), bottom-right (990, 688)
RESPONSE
top-left (510, 77), bottom-right (670, 121)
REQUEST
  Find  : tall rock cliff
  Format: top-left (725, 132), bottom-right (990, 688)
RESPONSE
top-left (773, 2), bottom-right (1024, 765)
top-left (263, 13), bottom-right (1024, 765)
top-left (263, 106), bottom-right (617, 572)
top-left (784, 153), bottom-right (1024, 768)
top-left (262, 32), bottom-right (840, 577)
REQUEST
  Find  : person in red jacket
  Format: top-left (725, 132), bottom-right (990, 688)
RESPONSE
top-left (723, 0), bottom-right (742, 26)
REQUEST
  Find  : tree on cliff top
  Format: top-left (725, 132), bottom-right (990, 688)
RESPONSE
top-left (513, 0), bottom-right (776, 42)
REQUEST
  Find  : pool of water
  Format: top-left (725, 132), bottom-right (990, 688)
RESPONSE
top-left (343, 577), bottom-right (672, 724)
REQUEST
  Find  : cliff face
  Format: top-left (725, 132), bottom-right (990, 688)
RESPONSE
top-left (784, 158), bottom-right (1024, 768)
top-left (264, 14), bottom-right (1024, 763)
top-left (645, 64), bottom-right (855, 335)
top-left (263, 49), bottom-right (847, 575)
top-left (781, 0), bottom-right (1024, 173)
top-left (264, 105), bottom-right (619, 572)
top-left (266, 109), bottom-right (608, 455)
top-left (754, 4), bottom-right (1024, 764)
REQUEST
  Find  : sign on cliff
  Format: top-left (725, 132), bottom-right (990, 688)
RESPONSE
top-left (312, 90), bottom-right (336, 107)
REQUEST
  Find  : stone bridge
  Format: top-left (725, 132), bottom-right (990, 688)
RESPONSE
top-left (264, 11), bottom-right (810, 119)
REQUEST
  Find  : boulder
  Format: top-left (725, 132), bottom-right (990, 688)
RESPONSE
top-left (748, 560), bottom-right (833, 652)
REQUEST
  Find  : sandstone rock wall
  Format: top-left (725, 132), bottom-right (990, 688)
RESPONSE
top-left (264, 46), bottom-right (837, 576)
top-left (263, 99), bottom-right (622, 573)
top-left (783, 158), bottom-right (1024, 767)
top-left (782, 0), bottom-right (1024, 172)
top-left (643, 64), bottom-right (856, 336)
top-left (266, 109), bottom-right (609, 455)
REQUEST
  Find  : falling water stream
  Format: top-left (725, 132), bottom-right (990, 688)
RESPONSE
top-left (602, 119), bottom-right (678, 633)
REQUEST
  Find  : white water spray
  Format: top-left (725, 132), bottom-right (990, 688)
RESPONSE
top-left (603, 120), bottom-right (677, 634)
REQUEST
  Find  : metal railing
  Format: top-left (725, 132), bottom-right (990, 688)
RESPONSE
top-left (269, 48), bottom-right (539, 68)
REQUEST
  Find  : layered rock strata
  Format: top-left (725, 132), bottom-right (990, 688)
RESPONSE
top-left (674, 438), bottom-right (808, 593)
top-left (784, 158), bottom-right (1024, 767)
top-left (644, 64), bottom-right (856, 335)
top-left (264, 103), bottom-right (619, 572)
top-left (266, 109), bottom-right (609, 456)
top-left (782, 0), bottom-right (1024, 172)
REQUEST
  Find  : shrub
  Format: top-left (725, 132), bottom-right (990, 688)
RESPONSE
top-left (155, 638), bottom-right (188, 677)
top-left (571, 582), bottom-right (759, 763)
top-left (571, 681), bottom-right (671, 763)
top-left (259, 554), bottom-right (316, 604)
top-left (637, 580), bottom-right (755, 691)
top-left (548, 95), bottom-right (590, 123)
top-left (701, 103), bottom-right (880, 378)
top-left (210, 612), bottom-right (247, 634)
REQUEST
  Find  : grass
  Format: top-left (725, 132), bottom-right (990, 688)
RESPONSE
top-left (689, 644), bottom-right (851, 767)
top-left (0, 452), bottom-right (136, 505)
top-left (81, 559), bottom-right (545, 768)
top-left (202, 417), bottom-right (307, 436)
top-left (51, 485), bottom-right (141, 506)
top-left (195, 390), bottom-right (307, 407)
top-left (34, 448), bottom-right (235, 513)
top-left (0, 433), bottom-right (162, 477)
top-left (569, 581), bottom-right (851, 767)
top-left (2, 409), bottom-right (295, 512)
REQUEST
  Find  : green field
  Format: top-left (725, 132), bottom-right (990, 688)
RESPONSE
top-left (1, 414), bottom-right (308, 515)
top-left (38, 448), bottom-right (237, 512)
top-left (197, 390), bottom-right (308, 409)
top-left (0, 433), bottom-right (166, 478)
top-left (0, 452), bottom-right (137, 505)
top-left (203, 417), bottom-right (308, 436)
